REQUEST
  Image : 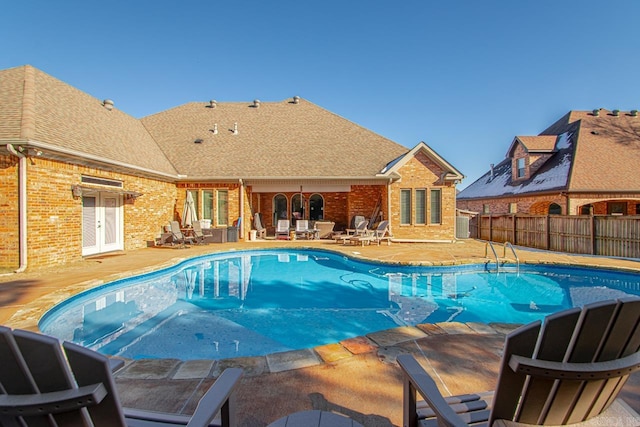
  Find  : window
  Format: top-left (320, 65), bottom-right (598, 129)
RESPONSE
top-left (549, 203), bottom-right (562, 215)
top-left (415, 189), bottom-right (426, 224)
top-left (607, 202), bottom-right (626, 216)
top-left (636, 204), bottom-right (640, 215)
top-left (581, 204), bottom-right (593, 215)
top-left (430, 189), bottom-right (441, 224)
top-left (202, 190), bottom-right (213, 220)
top-left (516, 158), bottom-right (526, 178)
top-left (217, 190), bottom-right (228, 225)
top-left (509, 203), bottom-right (517, 213)
top-left (309, 194), bottom-right (324, 221)
top-left (400, 189), bottom-right (411, 225)
top-left (273, 194), bottom-right (288, 224)
top-left (291, 194), bottom-right (304, 224)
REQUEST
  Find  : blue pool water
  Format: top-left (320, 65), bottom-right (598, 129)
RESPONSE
top-left (39, 249), bottom-right (640, 361)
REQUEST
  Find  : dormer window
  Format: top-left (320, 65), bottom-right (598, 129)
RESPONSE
top-left (516, 158), bottom-right (526, 178)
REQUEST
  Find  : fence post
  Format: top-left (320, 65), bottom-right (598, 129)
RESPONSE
top-left (512, 214), bottom-right (517, 245)
top-left (546, 215), bottom-right (551, 250)
top-left (590, 215), bottom-right (596, 255)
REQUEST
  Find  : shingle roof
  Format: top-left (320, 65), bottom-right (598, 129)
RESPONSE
top-left (140, 99), bottom-right (409, 180)
top-left (458, 109), bottom-right (640, 199)
top-left (0, 65), bottom-right (178, 177)
top-left (514, 135), bottom-right (558, 152)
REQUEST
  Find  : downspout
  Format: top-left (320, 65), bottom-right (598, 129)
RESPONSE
top-left (7, 144), bottom-right (27, 273)
top-left (387, 178), bottom-right (393, 237)
top-left (239, 179), bottom-right (244, 239)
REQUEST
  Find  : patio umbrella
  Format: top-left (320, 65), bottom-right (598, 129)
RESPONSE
top-left (182, 192), bottom-right (198, 227)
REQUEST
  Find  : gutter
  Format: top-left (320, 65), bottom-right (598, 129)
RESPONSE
top-left (6, 144), bottom-right (27, 273)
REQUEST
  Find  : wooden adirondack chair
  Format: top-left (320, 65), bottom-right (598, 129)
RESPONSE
top-left (0, 326), bottom-right (243, 427)
top-left (398, 298), bottom-right (640, 427)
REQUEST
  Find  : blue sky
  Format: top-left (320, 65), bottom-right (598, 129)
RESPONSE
top-left (3, 1), bottom-right (640, 188)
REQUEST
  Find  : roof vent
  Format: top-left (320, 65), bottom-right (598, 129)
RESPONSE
top-left (253, 99), bottom-right (260, 108)
top-left (293, 96), bottom-right (300, 104)
top-left (103, 99), bottom-right (114, 111)
top-left (489, 164), bottom-right (494, 180)
top-left (233, 122), bottom-right (238, 135)
top-left (208, 100), bottom-right (217, 108)
top-left (631, 110), bottom-right (638, 117)
top-left (612, 109), bottom-right (620, 117)
top-left (194, 138), bottom-right (203, 144)
top-left (592, 109), bottom-right (600, 116)
top-left (210, 124), bottom-right (218, 134)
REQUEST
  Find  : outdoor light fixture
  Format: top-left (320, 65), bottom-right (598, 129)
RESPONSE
top-left (71, 185), bottom-right (83, 198)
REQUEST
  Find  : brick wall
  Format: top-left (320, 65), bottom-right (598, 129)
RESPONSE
top-left (4, 157), bottom-right (176, 270)
top-left (0, 155), bottom-right (19, 268)
top-left (389, 153), bottom-right (456, 240)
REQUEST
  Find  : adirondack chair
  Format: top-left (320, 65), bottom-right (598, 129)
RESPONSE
top-left (398, 298), bottom-right (640, 427)
top-left (0, 326), bottom-right (243, 427)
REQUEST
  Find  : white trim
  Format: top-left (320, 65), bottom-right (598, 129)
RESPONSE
top-left (251, 183), bottom-right (351, 192)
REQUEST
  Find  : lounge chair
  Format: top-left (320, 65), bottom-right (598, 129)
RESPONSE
top-left (192, 221), bottom-right (207, 244)
top-left (0, 325), bottom-right (243, 427)
top-left (351, 220), bottom-right (391, 246)
top-left (275, 219), bottom-right (290, 240)
top-left (253, 213), bottom-right (267, 239)
top-left (169, 220), bottom-right (196, 247)
top-left (295, 219), bottom-right (311, 239)
top-left (397, 298), bottom-right (640, 427)
top-left (312, 221), bottom-right (335, 239)
top-left (335, 220), bottom-right (369, 244)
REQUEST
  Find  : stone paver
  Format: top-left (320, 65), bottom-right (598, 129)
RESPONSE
top-left (340, 336), bottom-right (377, 354)
top-left (435, 321), bottom-right (476, 335)
top-left (314, 342), bottom-right (353, 363)
top-left (367, 326), bottom-right (428, 347)
top-left (116, 359), bottom-right (181, 380)
top-left (172, 360), bottom-right (215, 379)
top-left (266, 349), bottom-right (322, 373)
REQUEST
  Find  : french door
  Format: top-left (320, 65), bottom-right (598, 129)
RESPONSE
top-left (82, 192), bottom-right (123, 256)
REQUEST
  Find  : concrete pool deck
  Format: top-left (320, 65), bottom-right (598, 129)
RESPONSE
top-left (1, 239), bottom-right (639, 426)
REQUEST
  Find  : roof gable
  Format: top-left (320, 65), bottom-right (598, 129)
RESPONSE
top-left (507, 135), bottom-right (558, 157)
top-left (379, 141), bottom-right (464, 181)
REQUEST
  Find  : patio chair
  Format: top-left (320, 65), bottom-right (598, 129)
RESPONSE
top-left (335, 219), bottom-right (369, 244)
top-left (295, 219), bottom-right (311, 239)
top-left (351, 220), bottom-right (391, 246)
top-left (275, 219), bottom-right (290, 240)
top-left (397, 298), bottom-right (640, 427)
top-left (0, 325), bottom-right (243, 427)
top-left (169, 220), bottom-right (196, 247)
top-left (253, 213), bottom-right (267, 239)
top-left (192, 221), bottom-right (207, 244)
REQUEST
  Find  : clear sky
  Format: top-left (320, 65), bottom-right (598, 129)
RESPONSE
top-left (2, 1), bottom-right (640, 188)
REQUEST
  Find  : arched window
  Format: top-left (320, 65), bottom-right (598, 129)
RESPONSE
top-left (581, 204), bottom-right (593, 215)
top-left (273, 194), bottom-right (288, 224)
top-left (309, 194), bottom-right (324, 221)
top-left (291, 194), bottom-right (304, 225)
top-left (549, 203), bottom-right (562, 215)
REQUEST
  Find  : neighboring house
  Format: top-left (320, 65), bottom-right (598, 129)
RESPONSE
top-left (457, 109), bottom-right (640, 216)
top-left (0, 65), bottom-right (463, 270)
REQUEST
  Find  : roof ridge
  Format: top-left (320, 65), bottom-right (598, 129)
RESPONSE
top-left (20, 65), bottom-right (37, 140)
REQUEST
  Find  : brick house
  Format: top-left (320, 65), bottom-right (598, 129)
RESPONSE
top-left (457, 110), bottom-right (640, 216)
top-left (0, 65), bottom-right (463, 270)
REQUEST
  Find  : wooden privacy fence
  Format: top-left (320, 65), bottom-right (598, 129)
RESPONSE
top-left (470, 214), bottom-right (640, 258)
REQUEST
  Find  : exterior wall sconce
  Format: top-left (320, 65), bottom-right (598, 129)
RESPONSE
top-left (71, 185), bottom-right (83, 198)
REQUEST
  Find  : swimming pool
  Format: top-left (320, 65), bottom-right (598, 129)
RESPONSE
top-left (39, 249), bottom-right (640, 361)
